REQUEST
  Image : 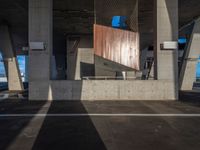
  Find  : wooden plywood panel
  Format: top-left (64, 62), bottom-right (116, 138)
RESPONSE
top-left (94, 24), bottom-right (140, 70)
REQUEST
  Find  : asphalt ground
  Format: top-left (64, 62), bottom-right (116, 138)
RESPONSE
top-left (0, 91), bottom-right (200, 150)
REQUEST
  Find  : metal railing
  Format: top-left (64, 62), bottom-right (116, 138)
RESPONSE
top-left (82, 76), bottom-right (138, 80)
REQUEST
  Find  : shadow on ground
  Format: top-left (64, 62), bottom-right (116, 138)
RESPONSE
top-left (0, 100), bottom-right (46, 150)
top-left (32, 101), bottom-right (106, 150)
top-left (179, 91), bottom-right (200, 106)
top-left (0, 100), bottom-right (106, 150)
top-left (1, 91), bottom-right (200, 150)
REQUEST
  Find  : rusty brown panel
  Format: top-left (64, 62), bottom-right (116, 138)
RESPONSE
top-left (94, 24), bottom-right (140, 70)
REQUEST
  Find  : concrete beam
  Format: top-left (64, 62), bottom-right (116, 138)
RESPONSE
top-left (179, 18), bottom-right (200, 91)
top-left (0, 25), bottom-right (24, 91)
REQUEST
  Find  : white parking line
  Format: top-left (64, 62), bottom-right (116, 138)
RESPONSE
top-left (1, 114), bottom-right (200, 117)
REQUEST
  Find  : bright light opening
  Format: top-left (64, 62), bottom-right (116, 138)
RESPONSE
top-left (178, 37), bottom-right (187, 44)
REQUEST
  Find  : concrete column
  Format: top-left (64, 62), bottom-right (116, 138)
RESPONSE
top-left (154, 0), bottom-right (178, 98)
top-left (179, 18), bottom-right (200, 91)
top-left (0, 25), bottom-right (24, 91)
top-left (29, 0), bottom-right (52, 100)
top-left (154, 0), bottom-right (178, 80)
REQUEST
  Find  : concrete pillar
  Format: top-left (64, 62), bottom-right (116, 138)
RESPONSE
top-left (179, 18), bottom-right (200, 91)
top-left (0, 25), bottom-right (24, 91)
top-left (29, 0), bottom-right (52, 99)
top-left (154, 0), bottom-right (178, 98)
top-left (75, 48), bottom-right (94, 80)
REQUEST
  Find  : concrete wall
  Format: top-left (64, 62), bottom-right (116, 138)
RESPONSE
top-left (95, 55), bottom-right (135, 77)
top-left (67, 35), bottom-right (93, 80)
top-left (29, 80), bottom-right (176, 101)
top-left (75, 48), bottom-right (94, 80)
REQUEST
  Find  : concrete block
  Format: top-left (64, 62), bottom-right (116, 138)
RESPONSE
top-left (75, 48), bottom-right (94, 80)
top-left (29, 80), bottom-right (177, 101)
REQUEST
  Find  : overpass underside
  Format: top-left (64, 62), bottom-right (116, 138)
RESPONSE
top-left (0, 0), bottom-right (199, 100)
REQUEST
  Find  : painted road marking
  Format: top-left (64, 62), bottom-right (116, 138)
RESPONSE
top-left (1, 114), bottom-right (200, 117)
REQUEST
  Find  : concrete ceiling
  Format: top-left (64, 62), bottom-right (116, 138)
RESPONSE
top-left (0, 0), bottom-right (28, 51)
top-left (0, 0), bottom-right (200, 51)
top-left (53, 0), bottom-right (94, 34)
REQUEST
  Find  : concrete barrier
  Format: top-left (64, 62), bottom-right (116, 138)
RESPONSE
top-left (29, 80), bottom-right (177, 101)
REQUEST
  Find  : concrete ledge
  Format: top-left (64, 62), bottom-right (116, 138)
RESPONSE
top-left (29, 80), bottom-right (177, 101)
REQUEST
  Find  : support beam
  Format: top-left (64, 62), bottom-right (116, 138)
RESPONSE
top-left (0, 25), bottom-right (24, 91)
top-left (179, 18), bottom-right (200, 91)
top-left (29, 0), bottom-right (52, 100)
top-left (154, 0), bottom-right (178, 99)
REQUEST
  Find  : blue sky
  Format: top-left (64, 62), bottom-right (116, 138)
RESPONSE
top-left (0, 54), bottom-right (26, 76)
top-left (17, 56), bottom-right (26, 74)
top-left (197, 56), bottom-right (200, 78)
